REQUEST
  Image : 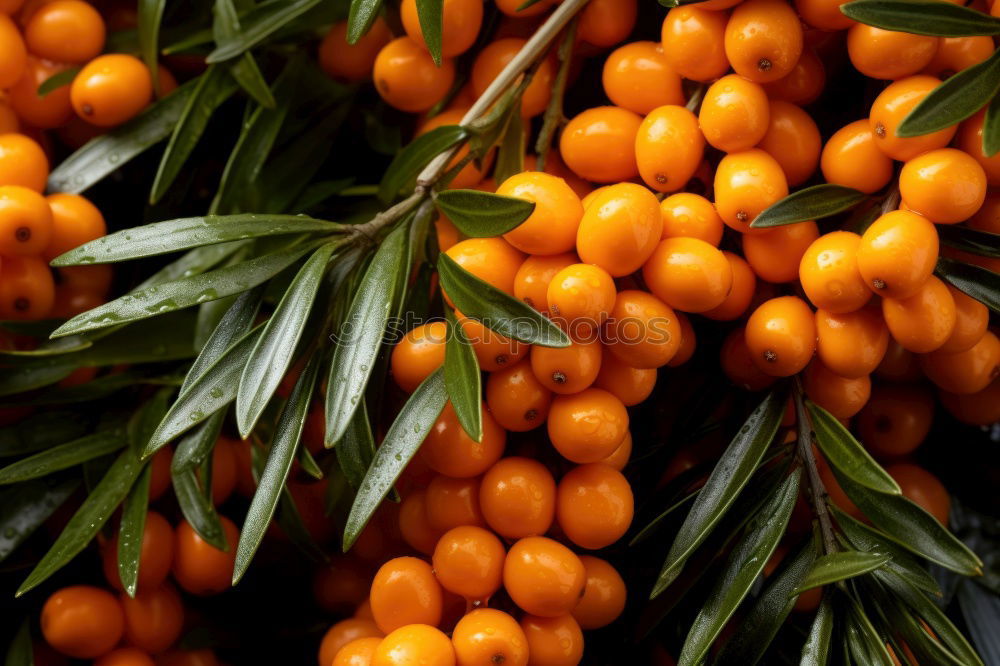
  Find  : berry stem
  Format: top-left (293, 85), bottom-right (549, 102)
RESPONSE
top-left (535, 16), bottom-right (579, 171)
top-left (793, 379), bottom-right (839, 556)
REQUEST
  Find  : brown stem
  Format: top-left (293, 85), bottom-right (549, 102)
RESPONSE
top-left (793, 380), bottom-right (839, 555)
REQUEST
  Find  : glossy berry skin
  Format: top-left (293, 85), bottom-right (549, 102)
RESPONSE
top-left (560, 106), bottom-right (642, 183)
top-left (451, 608), bottom-right (529, 666)
top-left (0, 184), bottom-right (52, 255)
top-left (171, 517), bottom-right (239, 596)
top-left (757, 101), bottom-right (821, 186)
top-left (530, 338), bottom-right (602, 395)
top-left (939, 286), bottom-right (989, 353)
top-left (0, 254), bottom-right (55, 320)
top-left (922, 36), bottom-right (993, 78)
top-left (332, 637), bottom-right (383, 666)
top-left (643, 237), bottom-right (733, 313)
top-left (576, 183), bottom-right (662, 277)
top-left (745, 296), bottom-right (817, 377)
top-left (887, 463), bottom-right (951, 525)
top-left (802, 360), bottom-right (871, 419)
top-left (445, 238), bottom-right (525, 296)
top-left (370, 557), bottom-right (443, 634)
top-left (594, 348), bottom-right (656, 407)
top-left (703, 252), bottom-right (757, 322)
top-left (480, 457), bottom-right (556, 539)
top-left (939, 377), bottom-right (1000, 426)
top-left (602, 41), bottom-right (684, 115)
top-left (485, 360), bottom-right (552, 432)
top-left (520, 614), bottom-right (584, 666)
top-left (95, 647), bottom-right (156, 666)
top-left (374, 37), bottom-right (455, 113)
top-left (958, 108), bottom-right (1000, 186)
top-left (120, 583), bottom-right (185, 653)
top-left (399, 490), bottom-right (441, 555)
top-left (24, 0), bottom-right (105, 63)
top-left (599, 431), bottom-right (633, 471)
top-left (425, 475), bottom-right (485, 532)
top-left (102, 510), bottom-right (174, 593)
top-left (472, 38), bottom-right (553, 118)
top-left (432, 526), bottom-right (505, 601)
top-left (869, 76), bottom-right (957, 162)
top-left (724, 0), bottom-right (803, 83)
top-left (497, 171), bottom-right (583, 255)
top-left (577, 0), bottom-right (637, 48)
top-left (899, 148), bottom-right (987, 224)
top-left (794, 0), bottom-right (855, 30)
top-left (763, 46), bottom-right (826, 106)
top-left (798, 231), bottom-right (871, 314)
top-left (400, 0), bottom-right (482, 58)
top-left (858, 384), bottom-right (934, 459)
top-left (635, 105), bottom-right (704, 193)
top-left (43, 192), bottom-right (107, 261)
top-left (41, 585), bottom-right (124, 659)
top-left (847, 25), bottom-right (938, 80)
top-left (713, 149), bottom-right (788, 234)
top-left (881, 276), bottom-right (956, 353)
top-left (556, 464), bottom-right (634, 550)
top-left (319, 19), bottom-right (392, 82)
top-left (573, 556), bottom-right (627, 630)
top-left (503, 536), bottom-right (586, 617)
top-left (721, 329), bottom-right (778, 392)
top-left (699, 75), bottom-right (770, 153)
top-left (71, 54), bottom-right (153, 126)
top-left (373, 624), bottom-right (456, 666)
top-left (605, 290), bottom-right (681, 369)
top-left (920, 331), bottom-right (1000, 395)
top-left (391, 321), bottom-right (448, 393)
top-left (659, 193), bottom-right (723, 246)
top-left (546, 263), bottom-right (616, 335)
top-left (815, 306), bottom-right (889, 379)
top-left (9, 56), bottom-right (74, 128)
top-left (0, 132), bottom-right (48, 192)
top-left (856, 211), bottom-right (939, 300)
top-left (548, 388), bottom-right (629, 463)
top-left (660, 6), bottom-right (729, 82)
top-left (0, 14), bottom-right (26, 89)
top-left (457, 313), bottom-right (527, 372)
top-left (514, 252), bottom-right (578, 317)
top-left (320, 618), bottom-right (384, 666)
top-left (742, 221), bottom-right (819, 284)
top-left (421, 401), bottom-right (505, 478)
top-left (821, 120), bottom-right (894, 194)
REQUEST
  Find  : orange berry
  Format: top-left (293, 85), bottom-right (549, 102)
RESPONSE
top-left (24, 0), bottom-right (104, 63)
top-left (119, 583), bottom-right (184, 653)
top-left (374, 37), bottom-right (455, 112)
top-left (869, 76), bottom-right (958, 162)
top-left (432, 525), bottom-right (505, 601)
top-left (713, 149), bottom-right (789, 233)
top-left (520, 614), bottom-right (584, 666)
top-left (643, 237), bottom-right (733, 312)
top-left (373, 624), bottom-right (455, 666)
top-left (513, 252), bottom-right (578, 317)
top-left (660, 6), bottom-right (729, 82)
top-left (445, 237), bottom-right (524, 296)
top-left (485, 360), bottom-right (552, 432)
top-left (400, 489), bottom-right (442, 555)
top-left (497, 171), bottom-right (583, 255)
top-left (743, 221), bottom-right (819, 284)
top-left (0, 13), bottom-right (26, 88)
top-left (899, 148), bottom-right (987, 224)
top-left (882, 276), bottom-right (957, 353)
top-left (417, 108), bottom-right (487, 190)
top-left (815, 306), bottom-right (889, 379)
top-left (370, 557), bottom-right (444, 634)
top-left (848, 25), bottom-right (938, 80)
top-left (43, 192), bottom-right (106, 261)
top-left (724, 0), bottom-right (803, 82)
top-left (314, 560), bottom-right (374, 614)
top-left (939, 286), bottom-right (989, 353)
top-left (920, 330), bottom-right (999, 394)
top-left (332, 637), bottom-right (383, 666)
top-left (603, 41), bottom-right (683, 115)
top-left (452, 609), bottom-right (528, 666)
top-left (803, 360), bottom-right (871, 419)
top-left (479, 456), bottom-right (556, 539)
top-left (594, 348), bottom-right (656, 406)
top-left (9, 55), bottom-right (74, 128)
top-left (721, 329), bottom-right (777, 392)
top-left (922, 36), bottom-right (993, 78)
top-left (101, 510), bottom-right (173, 593)
top-left (798, 231), bottom-right (871, 313)
top-left (0, 254), bottom-right (55, 320)
top-left (939, 376), bottom-right (1000, 425)
top-left (745, 296), bottom-right (817, 377)
top-left (560, 106), bottom-right (642, 183)
top-left (762, 46), bottom-right (825, 105)
top-left (0, 132), bottom-right (49, 192)
top-left (421, 401), bottom-right (506, 478)
top-left (95, 647), bottom-right (155, 666)
top-left (457, 312), bottom-right (527, 372)
top-left (703, 251), bottom-right (757, 321)
top-left (41, 585), bottom-right (124, 659)
top-left (495, 0), bottom-right (553, 16)
top-left (504, 536), bottom-right (585, 617)
top-left (575, 182), bottom-right (661, 276)
top-left (425, 474), bottom-right (485, 532)
top-left (530, 337), bottom-right (602, 394)
top-left (857, 211), bottom-right (939, 300)
top-left (757, 101), bottom-right (821, 186)
top-left (577, 0), bottom-right (636, 48)
top-left (0, 100), bottom-right (17, 134)
top-left (668, 312), bottom-right (697, 368)
top-left (0, 184), bottom-right (52, 255)
top-left (545, 263), bottom-right (616, 334)
top-left (598, 430), bottom-right (633, 471)
top-left (820, 120), bottom-right (894, 195)
top-left (148, 447), bottom-right (172, 501)
top-left (886, 462), bottom-right (950, 524)
top-left (572, 556), bottom-right (626, 630)
top-left (556, 463), bottom-right (634, 550)
top-left (171, 517), bottom-right (239, 596)
top-left (548, 388), bottom-right (629, 463)
top-left (605, 289), bottom-right (681, 368)
top-left (635, 105), bottom-right (704, 193)
top-left (156, 650), bottom-right (220, 666)
top-left (472, 38), bottom-right (552, 117)
top-left (957, 108), bottom-right (1000, 186)
top-left (319, 18), bottom-right (393, 82)
top-left (699, 75), bottom-right (770, 153)
top-left (435, 215), bottom-right (459, 252)
top-left (71, 54), bottom-right (153, 126)
top-left (391, 321), bottom-right (448, 393)
top-left (659, 193), bottom-right (723, 246)
top-left (794, 0), bottom-right (855, 30)
top-left (401, 0), bottom-right (482, 58)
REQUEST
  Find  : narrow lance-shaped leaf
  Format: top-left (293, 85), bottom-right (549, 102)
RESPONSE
top-left (343, 369), bottom-right (447, 550)
top-left (37, 67), bottom-right (79, 97)
top-left (870, 583), bottom-right (971, 666)
top-left (652, 389), bottom-right (786, 598)
top-left (171, 413), bottom-right (227, 549)
top-left (236, 242), bottom-right (337, 437)
top-left (183, 286), bottom-right (263, 395)
top-left (807, 400), bottom-right (900, 494)
top-left (750, 184), bottom-right (868, 229)
top-left (935, 256), bottom-right (1000, 314)
top-left (347, 0), bottom-right (384, 44)
top-left (0, 430), bottom-right (126, 484)
top-left (0, 479), bottom-right (78, 564)
top-left (983, 95), bottom-right (1000, 157)
top-left (629, 489), bottom-right (700, 546)
top-left (206, 0), bottom-right (324, 62)
top-left (379, 125), bottom-right (469, 203)
top-left (117, 464), bottom-right (151, 597)
top-left (5, 620), bottom-right (32, 666)
top-left (937, 223), bottom-right (1000, 259)
top-left (957, 581), bottom-right (997, 665)
top-left (433, 190), bottom-right (535, 238)
top-left (840, 0), bottom-right (1000, 36)
top-left (0, 412), bottom-right (91, 459)
top-left (444, 309), bottom-right (482, 441)
top-left (801, 595), bottom-right (834, 666)
top-left (846, 597), bottom-right (896, 666)
top-left (415, 0), bottom-right (443, 65)
top-left (795, 551), bottom-right (891, 594)
top-left (138, 0), bottom-right (166, 93)
top-left (335, 401), bottom-right (376, 488)
top-left (496, 108), bottom-right (525, 185)
top-left (213, 0), bottom-right (276, 109)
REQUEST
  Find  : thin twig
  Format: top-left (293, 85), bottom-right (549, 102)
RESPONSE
top-left (793, 380), bottom-right (839, 556)
top-left (535, 17), bottom-right (578, 170)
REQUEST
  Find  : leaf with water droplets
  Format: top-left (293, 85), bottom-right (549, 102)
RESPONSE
top-left (206, 0), bottom-right (324, 62)
top-left (171, 412), bottom-right (227, 549)
top-left (117, 463), bottom-right (151, 597)
top-left (0, 430), bottom-right (126, 484)
top-left (213, 0), bottom-right (276, 109)
top-left (0, 478), bottom-right (78, 565)
top-left (183, 287), bottom-right (263, 395)
top-left (807, 400), bottom-right (900, 494)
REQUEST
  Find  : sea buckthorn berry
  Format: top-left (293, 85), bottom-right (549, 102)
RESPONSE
top-left (887, 463), bottom-right (950, 525)
top-left (668, 312), bottom-right (697, 368)
top-left (119, 583), bottom-right (185, 653)
top-left (869, 76), bottom-right (958, 162)
top-left (577, 0), bottom-right (637, 47)
top-left (803, 360), bottom-right (871, 419)
top-left (530, 338), bottom-right (602, 395)
top-left (798, 231), bottom-right (870, 313)
top-left (573, 556), bottom-right (627, 630)
top-left (815, 306), bottom-right (889, 379)
top-left (485, 360), bottom-right (553, 432)
top-left (899, 148), bottom-right (987, 224)
top-left (472, 38), bottom-right (553, 117)
top-left (401, 0), bottom-right (482, 58)
top-left (391, 321), bottom-right (448, 393)
top-left (556, 463), bottom-right (634, 550)
top-left (594, 348), bottom-right (656, 406)
top-left (940, 376), bottom-right (1000, 426)
top-left (24, 0), bottom-right (105, 63)
top-left (757, 101), bottom-right (821, 187)
top-left (920, 331), bottom-right (1000, 395)
top-left (71, 54), bottom-right (153, 126)
top-left (939, 286), bottom-right (989, 353)
top-left (445, 237), bottom-right (525, 296)
top-left (0, 132), bottom-right (49, 192)
top-left (374, 37), bottom-right (455, 113)
top-left (314, 560), bottom-right (370, 614)
top-left (425, 475), bottom-right (485, 532)
top-left (721, 329), bottom-right (778, 392)
top-left (435, 215), bottom-right (459, 252)
top-left (969, 191), bottom-right (1000, 232)
top-left (373, 624), bottom-right (455, 666)
top-left (635, 105), bottom-right (704, 193)
top-left (457, 313), bottom-right (527, 372)
top-left (794, 0), bottom-right (855, 30)
top-left (497, 171), bottom-right (583, 255)
top-left (0, 254), bottom-right (55, 320)
top-left (432, 526), bottom-right (505, 601)
top-left (957, 108), bottom-right (1000, 186)
top-left (643, 237), bottom-right (733, 313)
top-left (659, 193), bottom-right (723, 246)
top-left (43, 193), bottom-right (106, 261)
top-left (560, 106), bottom-right (642, 183)
top-left (514, 252), bottom-right (578, 316)
top-left (102, 510), bottom-right (173, 593)
top-left (660, 6), bottom-right (729, 82)
top-left (847, 25), bottom-right (938, 80)
top-left (882, 276), bottom-right (957, 353)
top-left (400, 490), bottom-right (442, 555)
top-left (857, 211), bottom-right (939, 299)
top-left (745, 296), bottom-right (817, 377)
top-left (95, 648), bottom-right (156, 666)
top-left (603, 42), bottom-right (684, 115)
top-left (520, 614), bottom-right (584, 666)
top-left (699, 75), bottom-right (770, 153)
top-left (41, 585), bottom-right (124, 659)
top-left (0, 101), bottom-right (17, 134)
top-left (605, 290), bottom-right (681, 368)
top-left (0, 185), bottom-right (52, 256)
top-left (9, 56), bottom-right (74, 128)
top-left (725, 0), bottom-right (803, 82)
top-left (575, 183), bottom-right (661, 276)
top-left (320, 18), bottom-right (392, 82)
top-left (422, 402), bottom-right (505, 478)
top-left (333, 637), bottom-right (383, 666)
top-left (703, 252), bottom-right (757, 322)
top-left (743, 221), bottom-right (820, 284)
top-left (480, 456), bottom-right (556, 539)
top-left (172, 517), bottom-right (239, 596)
top-left (599, 431), bottom-right (633, 471)
top-left (504, 536), bottom-right (586, 617)
top-left (452, 608), bottom-right (529, 666)
top-left (922, 36), bottom-right (993, 78)
top-left (548, 388), bottom-right (629, 463)
top-left (546, 263), bottom-right (616, 334)
top-left (713, 149), bottom-right (789, 234)
top-left (418, 109), bottom-right (488, 190)
top-left (820, 120), bottom-right (894, 194)
top-left (370, 557), bottom-right (444, 634)
top-left (763, 46), bottom-right (825, 105)
top-left (0, 14), bottom-right (26, 88)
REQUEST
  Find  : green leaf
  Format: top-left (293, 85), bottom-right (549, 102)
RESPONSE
top-left (415, 0), bottom-right (443, 65)
top-left (182, 287), bottom-right (262, 395)
top-left (137, 241), bottom-right (246, 291)
top-left (936, 256), bottom-right (1000, 314)
top-left (47, 79), bottom-right (196, 193)
top-left (800, 597), bottom-right (835, 665)
top-left (629, 489), bottom-right (699, 546)
top-left (750, 184), bottom-right (867, 229)
top-left (335, 401), bottom-right (376, 488)
top-left (379, 125), bottom-right (469, 203)
top-left (51, 244), bottom-right (314, 338)
top-left (433, 190), bottom-right (535, 238)
top-left (326, 224), bottom-right (407, 445)
top-left (343, 369), bottom-right (447, 550)
top-left (0, 430), bottom-right (126, 484)
top-left (37, 67), bottom-right (79, 97)
top-left (897, 48), bottom-right (1000, 138)
top-left (840, 0), bottom-right (1000, 36)
top-left (171, 414), bottom-right (227, 549)
top-left (807, 400), bottom-right (900, 494)
top-left (831, 466), bottom-right (982, 575)
top-left (845, 599), bottom-right (896, 666)
top-left (795, 551), bottom-right (891, 594)
top-left (117, 464), bottom-right (151, 597)
top-left (983, 95), bottom-right (1000, 157)
top-left (0, 479), bottom-right (77, 564)
top-left (274, 485), bottom-right (328, 562)
top-left (516, 0), bottom-right (549, 11)
top-left (4, 620), bottom-right (32, 666)
top-left (138, 0), bottom-right (165, 94)
top-left (495, 108), bottom-right (525, 185)
top-left (347, 0), bottom-right (384, 44)
top-left (206, 0), bottom-right (324, 62)
top-left (437, 252), bottom-right (570, 347)
top-left (214, 0), bottom-right (276, 108)
top-left (0, 412), bottom-right (91, 458)
top-left (444, 310), bottom-right (482, 441)
top-left (937, 223), bottom-right (1000, 259)
top-left (233, 353), bottom-right (319, 583)
top-left (236, 242), bottom-right (336, 436)
top-left (651, 389), bottom-right (786, 598)
top-left (150, 66), bottom-right (238, 204)
top-left (677, 468), bottom-right (801, 666)
top-left (296, 443), bottom-right (323, 480)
